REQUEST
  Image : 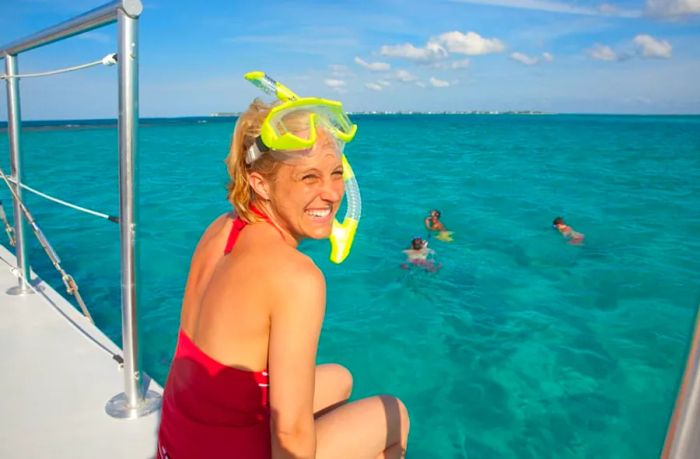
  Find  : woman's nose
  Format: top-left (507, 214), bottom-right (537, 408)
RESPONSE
top-left (320, 177), bottom-right (344, 202)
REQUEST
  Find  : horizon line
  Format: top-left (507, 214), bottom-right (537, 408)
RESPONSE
top-left (2, 111), bottom-right (700, 124)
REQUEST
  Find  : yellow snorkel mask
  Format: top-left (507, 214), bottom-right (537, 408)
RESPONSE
top-left (244, 71), bottom-right (361, 264)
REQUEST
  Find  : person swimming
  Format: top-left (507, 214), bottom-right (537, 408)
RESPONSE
top-left (401, 237), bottom-right (440, 272)
top-left (552, 216), bottom-right (584, 245)
top-left (424, 209), bottom-right (453, 242)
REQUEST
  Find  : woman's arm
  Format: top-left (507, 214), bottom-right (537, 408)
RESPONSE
top-left (268, 258), bottom-right (326, 459)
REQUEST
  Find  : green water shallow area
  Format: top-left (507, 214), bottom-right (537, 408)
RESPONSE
top-left (1, 114), bottom-right (698, 458)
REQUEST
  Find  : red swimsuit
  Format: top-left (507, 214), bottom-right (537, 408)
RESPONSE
top-left (157, 210), bottom-right (281, 459)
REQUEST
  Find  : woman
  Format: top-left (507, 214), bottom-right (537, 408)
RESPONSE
top-left (157, 93), bottom-right (409, 458)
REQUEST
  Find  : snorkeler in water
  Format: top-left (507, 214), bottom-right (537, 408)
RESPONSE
top-left (401, 237), bottom-right (440, 272)
top-left (553, 216), bottom-right (584, 245)
top-left (424, 209), bottom-right (453, 242)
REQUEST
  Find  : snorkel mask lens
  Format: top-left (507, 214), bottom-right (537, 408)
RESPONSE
top-left (260, 99), bottom-right (356, 152)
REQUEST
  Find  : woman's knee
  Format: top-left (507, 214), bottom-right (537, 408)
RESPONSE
top-left (377, 395), bottom-right (410, 442)
top-left (326, 363), bottom-right (353, 398)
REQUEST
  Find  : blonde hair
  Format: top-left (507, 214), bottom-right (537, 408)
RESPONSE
top-left (224, 99), bottom-right (282, 223)
top-left (225, 100), bottom-right (337, 222)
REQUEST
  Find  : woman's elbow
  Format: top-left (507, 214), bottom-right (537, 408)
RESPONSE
top-left (270, 416), bottom-right (316, 458)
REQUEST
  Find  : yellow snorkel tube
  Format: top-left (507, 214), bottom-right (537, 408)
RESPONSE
top-left (244, 71), bottom-right (361, 264)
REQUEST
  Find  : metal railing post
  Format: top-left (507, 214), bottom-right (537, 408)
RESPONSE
top-left (3, 54), bottom-right (32, 295)
top-left (0, 0), bottom-right (159, 419)
top-left (104, 0), bottom-right (160, 419)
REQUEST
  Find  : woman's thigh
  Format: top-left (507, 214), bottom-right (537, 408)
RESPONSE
top-left (314, 363), bottom-right (353, 415)
top-left (315, 395), bottom-right (409, 459)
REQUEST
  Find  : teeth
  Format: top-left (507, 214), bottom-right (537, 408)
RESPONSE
top-left (306, 209), bottom-right (331, 218)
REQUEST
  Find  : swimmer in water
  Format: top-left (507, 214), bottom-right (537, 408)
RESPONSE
top-left (552, 216), bottom-right (584, 245)
top-left (401, 237), bottom-right (440, 272)
top-left (424, 209), bottom-right (453, 242)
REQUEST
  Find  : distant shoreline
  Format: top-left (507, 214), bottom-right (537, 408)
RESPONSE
top-left (1, 112), bottom-right (698, 132)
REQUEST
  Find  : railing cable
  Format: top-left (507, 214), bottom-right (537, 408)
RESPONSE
top-left (0, 53), bottom-right (117, 80)
top-left (5, 176), bottom-right (119, 223)
top-left (0, 199), bottom-right (16, 246)
top-left (0, 166), bottom-right (94, 323)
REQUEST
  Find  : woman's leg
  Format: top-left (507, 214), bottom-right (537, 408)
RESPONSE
top-left (315, 395), bottom-right (410, 459)
top-left (314, 363), bottom-right (353, 416)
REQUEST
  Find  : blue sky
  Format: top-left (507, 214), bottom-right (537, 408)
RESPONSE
top-left (1, 0), bottom-right (699, 119)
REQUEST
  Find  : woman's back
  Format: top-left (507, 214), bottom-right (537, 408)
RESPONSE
top-left (158, 212), bottom-right (299, 459)
top-left (180, 212), bottom-right (293, 372)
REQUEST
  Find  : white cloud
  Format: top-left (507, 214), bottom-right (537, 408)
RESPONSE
top-left (588, 43), bottom-right (619, 61)
top-left (646, 0), bottom-right (700, 18)
top-left (634, 34), bottom-right (672, 58)
top-left (511, 51), bottom-right (554, 65)
top-left (329, 64), bottom-right (352, 77)
top-left (365, 82), bottom-right (383, 91)
top-left (354, 57), bottom-right (391, 71)
top-left (451, 59), bottom-right (471, 69)
top-left (415, 81), bottom-right (427, 88)
top-left (395, 69), bottom-right (418, 82)
top-left (378, 80), bottom-right (391, 86)
top-left (449, 0), bottom-right (641, 17)
top-left (511, 52), bottom-right (539, 65)
top-left (432, 31), bottom-right (505, 55)
top-left (431, 58), bottom-right (471, 69)
top-left (380, 42), bottom-right (448, 61)
top-left (378, 31), bottom-right (502, 67)
top-left (429, 77), bottom-right (450, 88)
top-left (324, 79), bottom-right (347, 92)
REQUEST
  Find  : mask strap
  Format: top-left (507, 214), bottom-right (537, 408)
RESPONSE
top-left (246, 136), bottom-right (270, 165)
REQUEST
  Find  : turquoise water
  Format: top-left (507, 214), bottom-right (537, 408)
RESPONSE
top-left (1, 114), bottom-right (699, 458)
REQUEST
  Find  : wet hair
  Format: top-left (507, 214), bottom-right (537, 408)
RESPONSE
top-left (553, 217), bottom-right (564, 226)
top-left (430, 209), bottom-right (441, 218)
top-left (411, 237), bottom-right (425, 250)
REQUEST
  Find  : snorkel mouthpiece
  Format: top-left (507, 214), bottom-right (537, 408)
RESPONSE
top-left (330, 155), bottom-right (361, 263)
top-left (244, 70), bottom-right (361, 264)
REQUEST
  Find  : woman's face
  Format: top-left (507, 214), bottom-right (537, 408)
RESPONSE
top-left (266, 136), bottom-right (345, 242)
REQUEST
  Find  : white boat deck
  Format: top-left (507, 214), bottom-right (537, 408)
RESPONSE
top-left (0, 245), bottom-right (161, 459)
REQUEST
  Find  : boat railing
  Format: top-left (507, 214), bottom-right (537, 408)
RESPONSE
top-left (662, 304), bottom-right (700, 458)
top-left (0, 0), bottom-right (160, 419)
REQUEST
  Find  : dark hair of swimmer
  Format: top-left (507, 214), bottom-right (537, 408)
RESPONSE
top-left (411, 237), bottom-right (426, 250)
top-left (553, 216), bottom-right (564, 226)
top-left (430, 209), bottom-right (441, 218)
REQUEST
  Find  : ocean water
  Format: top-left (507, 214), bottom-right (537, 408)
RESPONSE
top-left (1, 114), bottom-right (699, 458)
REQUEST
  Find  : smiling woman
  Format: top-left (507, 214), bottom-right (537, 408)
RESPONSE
top-left (156, 75), bottom-right (410, 459)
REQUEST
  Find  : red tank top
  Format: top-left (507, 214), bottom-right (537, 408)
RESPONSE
top-left (157, 208), bottom-right (282, 459)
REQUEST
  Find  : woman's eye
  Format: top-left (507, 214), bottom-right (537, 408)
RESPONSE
top-left (332, 170), bottom-right (344, 177)
top-left (302, 174), bottom-right (319, 182)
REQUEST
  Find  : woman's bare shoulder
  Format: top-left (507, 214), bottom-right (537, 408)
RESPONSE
top-left (258, 245), bottom-right (325, 303)
top-left (195, 212), bottom-right (234, 244)
top-left (268, 243), bottom-right (323, 281)
top-left (205, 211), bottom-right (235, 235)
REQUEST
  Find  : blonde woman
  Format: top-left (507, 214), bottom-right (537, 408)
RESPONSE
top-left (158, 91), bottom-right (409, 458)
